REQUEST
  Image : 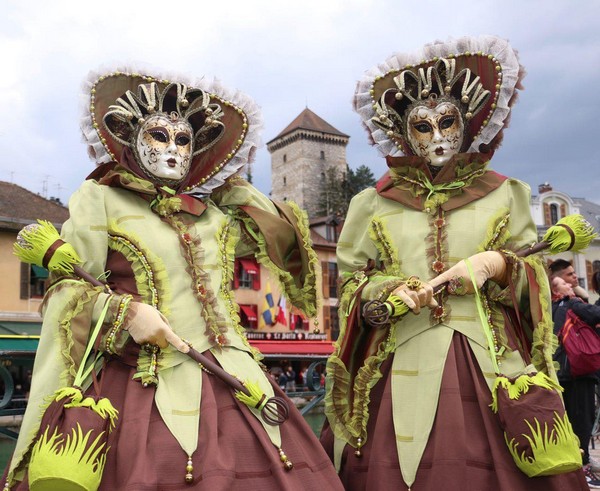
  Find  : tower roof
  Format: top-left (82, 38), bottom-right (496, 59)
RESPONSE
top-left (268, 108), bottom-right (349, 144)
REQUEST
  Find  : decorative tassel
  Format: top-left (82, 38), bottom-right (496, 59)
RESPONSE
top-left (234, 380), bottom-right (268, 412)
top-left (278, 447), bottom-right (293, 470)
top-left (386, 295), bottom-right (410, 318)
top-left (355, 436), bottom-right (364, 458)
top-left (13, 220), bottom-right (82, 275)
top-left (542, 214), bottom-right (597, 254)
top-left (185, 455), bottom-right (194, 484)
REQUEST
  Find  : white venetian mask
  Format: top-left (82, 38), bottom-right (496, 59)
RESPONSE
top-left (135, 113), bottom-right (193, 183)
top-left (406, 101), bottom-right (464, 167)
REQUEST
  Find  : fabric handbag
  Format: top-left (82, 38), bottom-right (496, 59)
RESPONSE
top-left (27, 299), bottom-right (118, 491)
top-left (465, 260), bottom-right (581, 478)
top-left (559, 309), bottom-right (600, 377)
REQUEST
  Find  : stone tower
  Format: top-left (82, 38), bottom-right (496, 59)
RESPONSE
top-left (267, 108), bottom-right (349, 218)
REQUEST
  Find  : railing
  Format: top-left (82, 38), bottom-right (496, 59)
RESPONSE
top-left (282, 359), bottom-right (327, 416)
top-left (0, 351), bottom-right (35, 440)
top-left (0, 352), bottom-right (329, 439)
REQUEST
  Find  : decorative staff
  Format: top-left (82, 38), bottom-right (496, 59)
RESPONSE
top-left (14, 221), bottom-right (289, 427)
top-left (363, 214), bottom-right (598, 328)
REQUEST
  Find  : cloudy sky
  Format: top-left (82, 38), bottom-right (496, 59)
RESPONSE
top-left (1, 0), bottom-right (599, 205)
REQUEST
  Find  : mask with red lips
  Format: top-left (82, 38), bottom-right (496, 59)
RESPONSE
top-left (134, 113), bottom-right (193, 184)
top-left (406, 101), bottom-right (464, 167)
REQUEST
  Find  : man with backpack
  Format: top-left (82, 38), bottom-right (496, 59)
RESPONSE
top-left (552, 276), bottom-right (600, 487)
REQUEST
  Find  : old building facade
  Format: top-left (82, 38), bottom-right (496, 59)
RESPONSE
top-left (531, 182), bottom-right (600, 300)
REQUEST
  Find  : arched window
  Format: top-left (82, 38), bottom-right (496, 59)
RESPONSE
top-left (283, 176), bottom-right (287, 186)
top-left (550, 203), bottom-right (559, 225)
top-left (320, 150), bottom-right (325, 160)
top-left (283, 154), bottom-right (287, 163)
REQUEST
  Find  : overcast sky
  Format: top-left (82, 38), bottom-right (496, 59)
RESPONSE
top-left (1, 0), bottom-right (599, 206)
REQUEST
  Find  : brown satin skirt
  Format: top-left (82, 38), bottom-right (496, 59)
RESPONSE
top-left (9, 347), bottom-right (343, 491)
top-left (321, 332), bottom-right (588, 491)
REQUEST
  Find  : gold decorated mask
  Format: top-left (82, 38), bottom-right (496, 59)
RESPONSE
top-left (135, 113), bottom-right (193, 183)
top-left (406, 101), bottom-right (464, 167)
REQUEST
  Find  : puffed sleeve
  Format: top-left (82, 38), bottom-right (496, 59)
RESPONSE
top-left (58, 180), bottom-right (132, 357)
top-left (337, 188), bottom-right (405, 301)
top-left (212, 177), bottom-right (319, 317)
top-left (486, 179), bottom-right (557, 375)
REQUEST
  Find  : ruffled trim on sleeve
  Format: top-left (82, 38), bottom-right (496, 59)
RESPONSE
top-left (240, 201), bottom-right (319, 317)
top-left (324, 271), bottom-right (397, 448)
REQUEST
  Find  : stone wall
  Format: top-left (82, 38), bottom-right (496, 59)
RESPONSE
top-left (270, 130), bottom-right (348, 217)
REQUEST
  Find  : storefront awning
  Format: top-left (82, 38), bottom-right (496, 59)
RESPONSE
top-left (31, 265), bottom-right (49, 279)
top-left (239, 305), bottom-right (257, 322)
top-left (249, 340), bottom-right (334, 356)
top-left (239, 258), bottom-right (258, 275)
top-left (0, 322), bottom-right (41, 351)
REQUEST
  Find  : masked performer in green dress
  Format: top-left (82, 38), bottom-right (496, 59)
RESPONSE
top-left (3, 67), bottom-right (343, 491)
top-left (321, 36), bottom-right (587, 490)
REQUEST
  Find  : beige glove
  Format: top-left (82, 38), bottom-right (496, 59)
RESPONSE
top-left (391, 277), bottom-right (437, 314)
top-left (124, 302), bottom-right (189, 353)
top-left (429, 251), bottom-right (508, 294)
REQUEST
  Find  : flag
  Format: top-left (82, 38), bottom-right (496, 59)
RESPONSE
top-left (260, 282), bottom-right (277, 327)
top-left (275, 295), bottom-right (288, 327)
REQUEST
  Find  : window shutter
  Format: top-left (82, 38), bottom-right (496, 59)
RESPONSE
top-left (560, 204), bottom-right (566, 219)
top-left (323, 304), bottom-right (331, 331)
top-left (587, 260), bottom-right (593, 290)
top-left (252, 259), bottom-right (261, 290)
top-left (20, 263), bottom-right (30, 300)
top-left (322, 261), bottom-right (329, 299)
top-left (543, 203), bottom-right (551, 226)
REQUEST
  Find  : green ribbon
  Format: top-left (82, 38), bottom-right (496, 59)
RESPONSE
top-left (465, 258), bottom-right (500, 374)
top-left (422, 178), bottom-right (466, 201)
top-left (159, 186), bottom-right (176, 195)
top-left (73, 295), bottom-right (111, 387)
top-left (149, 186), bottom-right (177, 209)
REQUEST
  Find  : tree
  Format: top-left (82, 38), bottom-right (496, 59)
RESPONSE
top-left (316, 167), bottom-right (347, 217)
top-left (316, 164), bottom-right (377, 217)
top-left (346, 165), bottom-right (376, 198)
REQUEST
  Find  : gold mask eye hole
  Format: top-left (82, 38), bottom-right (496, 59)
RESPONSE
top-left (148, 128), bottom-right (168, 143)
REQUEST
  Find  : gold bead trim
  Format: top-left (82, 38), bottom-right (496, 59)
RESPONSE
top-left (108, 234), bottom-right (160, 309)
top-left (105, 294), bottom-right (133, 354)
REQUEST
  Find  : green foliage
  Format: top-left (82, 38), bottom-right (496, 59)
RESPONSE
top-left (316, 164), bottom-right (376, 216)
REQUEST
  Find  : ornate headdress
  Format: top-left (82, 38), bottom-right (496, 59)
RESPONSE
top-left (354, 35), bottom-right (524, 157)
top-left (81, 66), bottom-right (262, 195)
